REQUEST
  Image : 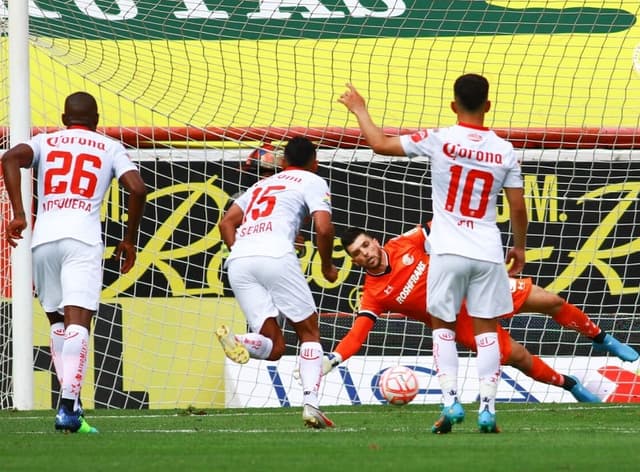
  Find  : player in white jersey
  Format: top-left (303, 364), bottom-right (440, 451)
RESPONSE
top-left (2, 92), bottom-right (147, 433)
top-left (338, 74), bottom-right (528, 433)
top-left (217, 136), bottom-right (338, 429)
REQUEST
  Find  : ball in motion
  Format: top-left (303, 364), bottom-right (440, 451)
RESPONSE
top-left (378, 365), bottom-right (419, 405)
top-left (243, 142), bottom-right (283, 174)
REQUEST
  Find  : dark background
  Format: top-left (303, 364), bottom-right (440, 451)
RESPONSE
top-left (1, 157), bottom-right (638, 408)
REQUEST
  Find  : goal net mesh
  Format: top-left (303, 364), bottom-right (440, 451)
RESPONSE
top-left (0, 1), bottom-right (639, 408)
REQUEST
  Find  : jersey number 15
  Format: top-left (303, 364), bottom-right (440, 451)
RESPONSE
top-left (243, 185), bottom-right (286, 223)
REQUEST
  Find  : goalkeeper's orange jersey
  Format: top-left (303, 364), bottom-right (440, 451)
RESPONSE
top-left (335, 224), bottom-right (533, 362)
top-left (358, 225), bottom-right (433, 324)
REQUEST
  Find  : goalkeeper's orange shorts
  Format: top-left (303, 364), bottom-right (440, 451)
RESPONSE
top-left (506, 277), bottom-right (534, 316)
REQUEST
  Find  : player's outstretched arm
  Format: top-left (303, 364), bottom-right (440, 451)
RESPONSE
top-left (338, 83), bottom-right (405, 156)
top-left (324, 315), bottom-right (377, 374)
top-left (116, 169), bottom-right (147, 274)
top-left (504, 186), bottom-right (528, 276)
top-left (219, 204), bottom-right (244, 250)
top-left (312, 210), bottom-right (338, 283)
top-left (1, 144), bottom-right (33, 247)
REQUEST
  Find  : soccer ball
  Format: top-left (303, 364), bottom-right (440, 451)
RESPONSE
top-left (243, 142), bottom-right (283, 175)
top-left (378, 365), bottom-right (419, 405)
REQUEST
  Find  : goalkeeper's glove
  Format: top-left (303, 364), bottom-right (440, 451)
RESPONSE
top-left (322, 352), bottom-right (343, 375)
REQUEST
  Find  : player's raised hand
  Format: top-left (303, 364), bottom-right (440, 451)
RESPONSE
top-left (338, 83), bottom-right (367, 114)
top-left (294, 233), bottom-right (306, 255)
top-left (322, 263), bottom-right (339, 283)
top-left (114, 240), bottom-right (137, 274)
top-left (5, 216), bottom-right (27, 247)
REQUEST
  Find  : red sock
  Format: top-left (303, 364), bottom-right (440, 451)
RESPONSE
top-left (529, 356), bottom-right (564, 387)
top-left (552, 302), bottom-right (601, 338)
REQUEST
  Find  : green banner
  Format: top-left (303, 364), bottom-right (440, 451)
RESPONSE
top-left (21, 1), bottom-right (636, 40)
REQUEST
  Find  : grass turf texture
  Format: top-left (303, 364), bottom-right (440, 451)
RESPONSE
top-left (1, 403), bottom-right (639, 471)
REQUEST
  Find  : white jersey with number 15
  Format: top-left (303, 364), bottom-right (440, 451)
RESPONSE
top-left (400, 123), bottom-right (523, 263)
top-left (228, 168), bottom-right (332, 260)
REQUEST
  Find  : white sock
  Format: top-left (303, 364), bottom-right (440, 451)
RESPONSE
top-left (49, 322), bottom-right (65, 385)
top-left (61, 324), bottom-right (90, 411)
top-left (475, 331), bottom-right (501, 414)
top-left (298, 341), bottom-right (323, 408)
top-left (235, 333), bottom-right (273, 360)
top-left (433, 328), bottom-right (459, 406)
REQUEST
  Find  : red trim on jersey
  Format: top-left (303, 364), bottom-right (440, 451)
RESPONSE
top-left (410, 130), bottom-right (429, 142)
top-left (67, 125), bottom-right (91, 130)
top-left (457, 122), bottom-right (489, 131)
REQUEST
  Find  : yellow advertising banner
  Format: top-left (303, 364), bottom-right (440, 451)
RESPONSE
top-left (0, 1), bottom-right (638, 130)
top-left (32, 297), bottom-right (246, 409)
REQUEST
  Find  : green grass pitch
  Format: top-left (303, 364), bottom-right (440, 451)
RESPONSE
top-left (1, 403), bottom-right (639, 471)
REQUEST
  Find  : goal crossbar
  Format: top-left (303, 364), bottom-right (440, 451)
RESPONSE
top-left (2, 127), bottom-right (639, 149)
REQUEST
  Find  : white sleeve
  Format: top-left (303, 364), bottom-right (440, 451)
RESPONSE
top-left (503, 149), bottom-right (524, 188)
top-left (111, 142), bottom-right (138, 179)
top-left (305, 176), bottom-right (332, 214)
top-left (232, 186), bottom-right (252, 213)
top-left (399, 130), bottom-right (432, 158)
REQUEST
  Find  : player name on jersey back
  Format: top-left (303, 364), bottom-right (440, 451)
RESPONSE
top-left (228, 169), bottom-right (331, 260)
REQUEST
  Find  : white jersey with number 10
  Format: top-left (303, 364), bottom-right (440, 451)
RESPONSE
top-left (228, 168), bottom-right (332, 260)
top-left (400, 123), bottom-right (523, 263)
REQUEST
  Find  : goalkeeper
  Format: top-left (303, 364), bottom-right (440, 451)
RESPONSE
top-left (323, 225), bottom-right (638, 404)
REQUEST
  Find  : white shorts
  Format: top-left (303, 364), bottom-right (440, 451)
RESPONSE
top-left (226, 253), bottom-right (317, 333)
top-left (427, 253), bottom-right (513, 322)
top-left (32, 239), bottom-right (104, 314)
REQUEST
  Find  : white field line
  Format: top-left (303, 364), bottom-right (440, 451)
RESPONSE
top-left (5, 402), bottom-right (639, 421)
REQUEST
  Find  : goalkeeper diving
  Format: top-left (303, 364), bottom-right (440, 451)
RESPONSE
top-left (323, 225), bottom-right (638, 409)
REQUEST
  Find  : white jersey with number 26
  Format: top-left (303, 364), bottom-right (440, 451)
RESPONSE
top-left (400, 123), bottom-right (523, 263)
top-left (28, 127), bottom-right (138, 248)
top-left (228, 168), bottom-right (332, 260)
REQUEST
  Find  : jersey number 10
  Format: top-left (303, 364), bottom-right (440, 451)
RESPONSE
top-left (445, 165), bottom-right (494, 219)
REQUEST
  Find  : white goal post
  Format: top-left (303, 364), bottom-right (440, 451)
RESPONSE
top-left (1, 1), bottom-right (639, 410)
top-left (5, 0), bottom-right (33, 410)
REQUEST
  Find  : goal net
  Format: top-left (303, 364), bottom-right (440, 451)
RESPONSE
top-left (1, 1), bottom-right (639, 409)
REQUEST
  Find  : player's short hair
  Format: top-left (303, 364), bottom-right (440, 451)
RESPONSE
top-left (63, 91), bottom-right (99, 128)
top-left (341, 226), bottom-right (369, 254)
top-left (454, 73), bottom-right (489, 112)
top-left (284, 136), bottom-right (316, 167)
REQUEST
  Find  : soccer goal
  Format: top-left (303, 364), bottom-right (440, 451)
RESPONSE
top-left (1, 1), bottom-right (639, 410)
